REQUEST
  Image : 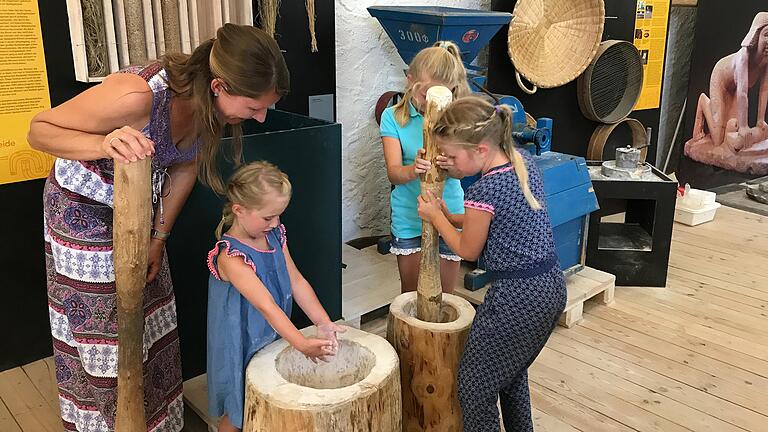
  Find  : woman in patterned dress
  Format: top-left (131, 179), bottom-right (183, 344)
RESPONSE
top-left (27, 24), bottom-right (289, 432)
top-left (417, 96), bottom-right (567, 432)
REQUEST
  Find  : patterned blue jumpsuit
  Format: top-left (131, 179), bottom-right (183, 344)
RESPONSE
top-left (459, 153), bottom-right (567, 432)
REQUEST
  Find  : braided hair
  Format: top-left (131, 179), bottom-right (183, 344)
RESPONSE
top-left (432, 96), bottom-right (541, 209)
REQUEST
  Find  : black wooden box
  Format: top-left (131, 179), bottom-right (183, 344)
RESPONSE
top-left (585, 162), bottom-right (677, 287)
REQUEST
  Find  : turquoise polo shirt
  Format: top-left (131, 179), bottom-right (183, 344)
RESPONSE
top-left (380, 102), bottom-right (465, 239)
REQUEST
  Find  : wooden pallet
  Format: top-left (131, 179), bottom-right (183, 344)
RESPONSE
top-left (453, 266), bottom-right (615, 328)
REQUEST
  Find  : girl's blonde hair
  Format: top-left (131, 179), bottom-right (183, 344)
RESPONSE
top-left (215, 161), bottom-right (292, 239)
top-left (161, 24), bottom-right (290, 195)
top-left (432, 96), bottom-right (541, 209)
top-left (392, 41), bottom-right (471, 126)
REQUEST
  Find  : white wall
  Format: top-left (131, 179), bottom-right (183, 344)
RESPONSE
top-left (336, 0), bottom-right (489, 241)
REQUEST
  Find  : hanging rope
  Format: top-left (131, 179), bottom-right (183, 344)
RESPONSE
top-left (306, 0), bottom-right (318, 52)
top-left (258, 0), bottom-right (281, 38)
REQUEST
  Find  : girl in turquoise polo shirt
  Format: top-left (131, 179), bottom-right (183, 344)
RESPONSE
top-left (380, 41), bottom-right (471, 293)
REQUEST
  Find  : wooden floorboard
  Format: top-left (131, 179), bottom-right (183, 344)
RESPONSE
top-left (4, 207), bottom-right (767, 431)
top-left (615, 290), bottom-right (768, 348)
top-left (530, 382), bottom-right (637, 432)
top-left (586, 306), bottom-right (768, 381)
top-left (545, 333), bottom-right (766, 431)
top-left (565, 323), bottom-right (768, 416)
top-left (20, 358), bottom-right (58, 412)
top-left (664, 270), bottom-right (768, 315)
top-left (0, 397), bottom-right (23, 432)
top-left (0, 367), bottom-right (62, 432)
top-left (667, 266), bottom-right (768, 303)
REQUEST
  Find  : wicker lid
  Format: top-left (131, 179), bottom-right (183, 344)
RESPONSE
top-left (507, 0), bottom-right (605, 94)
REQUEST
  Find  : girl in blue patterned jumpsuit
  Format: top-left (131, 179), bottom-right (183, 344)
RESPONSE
top-left (417, 96), bottom-right (567, 432)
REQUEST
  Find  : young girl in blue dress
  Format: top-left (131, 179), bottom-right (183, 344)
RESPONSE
top-left (417, 96), bottom-right (567, 432)
top-left (379, 40), bottom-right (471, 294)
top-left (206, 161), bottom-right (344, 432)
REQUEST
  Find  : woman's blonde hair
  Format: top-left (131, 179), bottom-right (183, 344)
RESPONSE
top-left (392, 41), bottom-right (471, 126)
top-left (161, 24), bottom-right (290, 195)
top-left (215, 161), bottom-right (292, 239)
top-left (432, 96), bottom-right (541, 209)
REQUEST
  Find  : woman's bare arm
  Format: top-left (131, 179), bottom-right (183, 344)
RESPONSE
top-left (28, 73), bottom-right (155, 163)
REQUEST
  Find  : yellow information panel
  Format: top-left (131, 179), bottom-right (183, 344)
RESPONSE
top-left (633, 0), bottom-right (669, 110)
top-left (0, 0), bottom-right (53, 185)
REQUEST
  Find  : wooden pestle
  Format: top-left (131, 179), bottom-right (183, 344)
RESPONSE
top-left (416, 86), bottom-right (453, 322)
top-left (113, 158), bottom-right (151, 432)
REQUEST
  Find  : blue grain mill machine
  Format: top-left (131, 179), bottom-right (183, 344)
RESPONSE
top-left (368, 6), bottom-right (599, 289)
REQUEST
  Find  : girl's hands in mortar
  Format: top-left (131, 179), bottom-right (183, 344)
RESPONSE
top-left (299, 337), bottom-right (336, 363)
top-left (317, 322), bottom-right (346, 353)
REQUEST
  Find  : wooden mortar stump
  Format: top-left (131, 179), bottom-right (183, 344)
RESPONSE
top-left (244, 325), bottom-right (401, 432)
top-left (387, 292), bottom-right (475, 432)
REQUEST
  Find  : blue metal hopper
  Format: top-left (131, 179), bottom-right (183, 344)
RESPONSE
top-left (367, 6), bottom-right (512, 68)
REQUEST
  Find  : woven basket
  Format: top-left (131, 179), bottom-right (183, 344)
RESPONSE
top-left (508, 0), bottom-right (605, 94)
top-left (578, 40), bottom-right (644, 123)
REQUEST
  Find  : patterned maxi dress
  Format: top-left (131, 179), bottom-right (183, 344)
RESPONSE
top-left (43, 63), bottom-right (198, 432)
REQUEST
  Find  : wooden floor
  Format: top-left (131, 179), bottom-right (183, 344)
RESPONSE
top-left (3, 206), bottom-right (767, 431)
top-left (0, 358), bottom-right (60, 432)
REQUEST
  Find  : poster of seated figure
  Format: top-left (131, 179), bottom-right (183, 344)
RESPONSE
top-left (681, 7), bottom-right (768, 179)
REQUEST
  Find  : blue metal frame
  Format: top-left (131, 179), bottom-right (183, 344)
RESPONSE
top-left (367, 6), bottom-right (512, 68)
